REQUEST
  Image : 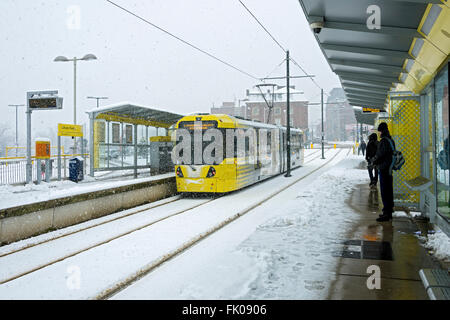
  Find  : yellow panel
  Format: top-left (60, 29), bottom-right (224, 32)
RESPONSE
top-left (404, 4), bottom-right (450, 92)
top-left (96, 113), bottom-right (171, 128)
top-left (403, 75), bottom-right (423, 94)
top-left (175, 114), bottom-right (238, 129)
top-left (58, 123), bottom-right (83, 137)
top-left (420, 4), bottom-right (450, 58)
top-left (389, 97), bottom-right (421, 204)
top-left (149, 136), bottom-right (171, 142)
top-left (93, 121), bottom-right (103, 169)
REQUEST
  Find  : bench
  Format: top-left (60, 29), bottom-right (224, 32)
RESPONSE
top-left (404, 176), bottom-right (436, 220)
top-left (419, 269), bottom-right (450, 300)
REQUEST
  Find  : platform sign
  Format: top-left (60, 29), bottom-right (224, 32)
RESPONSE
top-left (35, 140), bottom-right (51, 159)
top-left (29, 96), bottom-right (63, 110)
top-left (58, 123), bottom-right (83, 137)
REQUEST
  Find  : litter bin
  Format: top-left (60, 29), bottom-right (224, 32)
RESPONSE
top-left (69, 157), bottom-right (84, 183)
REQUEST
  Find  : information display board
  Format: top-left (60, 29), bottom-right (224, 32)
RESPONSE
top-left (362, 107), bottom-right (381, 113)
top-left (29, 97), bottom-right (63, 110)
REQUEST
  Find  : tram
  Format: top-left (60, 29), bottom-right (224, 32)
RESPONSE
top-left (173, 114), bottom-right (304, 193)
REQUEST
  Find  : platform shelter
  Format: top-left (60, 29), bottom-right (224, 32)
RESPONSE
top-left (298, 0), bottom-right (450, 235)
top-left (86, 102), bottom-right (183, 179)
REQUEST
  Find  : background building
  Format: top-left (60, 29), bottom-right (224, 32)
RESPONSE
top-left (325, 88), bottom-right (356, 142)
top-left (211, 85), bottom-right (309, 131)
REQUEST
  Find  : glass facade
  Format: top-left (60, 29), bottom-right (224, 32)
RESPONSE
top-left (434, 64), bottom-right (449, 221)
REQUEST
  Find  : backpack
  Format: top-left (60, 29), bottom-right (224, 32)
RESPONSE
top-left (437, 149), bottom-right (449, 170)
top-left (387, 138), bottom-right (405, 172)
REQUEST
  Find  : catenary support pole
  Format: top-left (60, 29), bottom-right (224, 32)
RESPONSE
top-left (134, 123), bottom-right (138, 179)
top-left (321, 88), bottom-right (325, 159)
top-left (26, 93), bottom-right (32, 184)
top-left (58, 135), bottom-right (61, 180)
top-left (285, 50), bottom-right (291, 177)
top-left (89, 113), bottom-right (95, 177)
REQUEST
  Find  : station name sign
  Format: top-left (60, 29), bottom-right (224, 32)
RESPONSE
top-left (362, 107), bottom-right (381, 113)
top-left (58, 123), bottom-right (83, 137)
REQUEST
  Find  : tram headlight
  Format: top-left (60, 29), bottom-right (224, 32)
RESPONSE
top-left (206, 166), bottom-right (216, 178)
top-left (176, 167), bottom-right (184, 177)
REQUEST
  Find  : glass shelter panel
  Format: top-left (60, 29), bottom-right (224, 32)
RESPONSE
top-left (435, 64), bottom-right (449, 221)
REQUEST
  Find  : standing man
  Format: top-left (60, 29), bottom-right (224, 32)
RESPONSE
top-left (372, 122), bottom-right (394, 222)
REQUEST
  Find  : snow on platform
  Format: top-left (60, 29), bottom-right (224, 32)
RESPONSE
top-left (113, 153), bottom-right (369, 299)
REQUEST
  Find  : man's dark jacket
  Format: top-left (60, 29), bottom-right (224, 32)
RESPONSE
top-left (365, 137), bottom-right (378, 161)
top-left (373, 131), bottom-right (395, 173)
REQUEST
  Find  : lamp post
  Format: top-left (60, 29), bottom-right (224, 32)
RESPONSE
top-left (54, 53), bottom-right (97, 154)
top-left (8, 104), bottom-right (24, 156)
top-left (87, 96), bottom-right (108, 108)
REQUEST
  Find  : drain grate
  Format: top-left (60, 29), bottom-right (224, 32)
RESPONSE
top-left (333, 240), bottom-right (393, 261)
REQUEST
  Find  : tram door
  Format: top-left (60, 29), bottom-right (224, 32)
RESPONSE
top-left (281, 131), bottom-right (286, 172)
top-left (271, 129), bottom-right (281, 174)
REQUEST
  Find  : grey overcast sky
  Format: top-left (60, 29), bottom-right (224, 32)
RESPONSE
top-left (0, 0), bottom-right (340, 143)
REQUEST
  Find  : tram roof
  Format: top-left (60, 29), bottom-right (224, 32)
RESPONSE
top-left (86, 102), bottom-right (184, 128)
top-left (297, 0), bottom-right (448, 112)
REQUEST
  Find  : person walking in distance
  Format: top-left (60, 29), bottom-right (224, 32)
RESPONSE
top-left (371, 122), bottom-right (394, 222)
top-left (365, 133), bottom-right (379, 188)
top-left (360, 139), bottom-right (367, 156)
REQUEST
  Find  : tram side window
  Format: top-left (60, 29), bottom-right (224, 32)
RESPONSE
top-left (245, 136), bottom-right (250, 157)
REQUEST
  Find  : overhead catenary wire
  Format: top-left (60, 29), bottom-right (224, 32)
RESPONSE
top-left (290, 57), bottom-right (330, 97)
top-left (262, 58), bottom-right (286, 81)
top-left (105, 0), bottom-right (260, 81)
top-left (237, 0), bottom-right (286, 53)
top-left (237, 0), bottom-right (329, 96)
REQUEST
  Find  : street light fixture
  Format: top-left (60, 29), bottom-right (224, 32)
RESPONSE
top-left (54, 53), bottom-right (97, 153)
top-left (87, 96), bottom-right (108, 108)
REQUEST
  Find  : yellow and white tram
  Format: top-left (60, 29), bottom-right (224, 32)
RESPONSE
top-left (173, 114), bottom-right (304, 193)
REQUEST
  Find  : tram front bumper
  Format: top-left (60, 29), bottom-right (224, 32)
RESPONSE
top-left (176, 178), bottom-right (217, 193)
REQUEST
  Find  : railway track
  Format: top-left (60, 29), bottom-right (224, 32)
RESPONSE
top-left (0, 147), bottom-right (324, 258)
top-left (0, 147), bottom-right (346, 297)
top-left (99, 148), bottom-right (345, 299)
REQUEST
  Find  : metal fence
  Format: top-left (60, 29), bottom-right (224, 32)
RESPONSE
top-left (0, 155), bottom-right (89, 185)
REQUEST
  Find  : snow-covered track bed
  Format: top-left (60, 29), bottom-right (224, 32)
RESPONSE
top-left (0, 196), bottom-right (217, 287)
top-left (0, 147), bottom-right (324, 259)
top-left (0, 148), bottom-right (344, 299)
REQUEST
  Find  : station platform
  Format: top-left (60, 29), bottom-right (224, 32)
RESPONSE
top-left (327, 179), bottom-right (447, 300)
top-left (0, 173), bottom-right (176, 244)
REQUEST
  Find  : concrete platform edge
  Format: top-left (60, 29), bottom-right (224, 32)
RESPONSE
top-left (0, 177), bottom-right (177, 244)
